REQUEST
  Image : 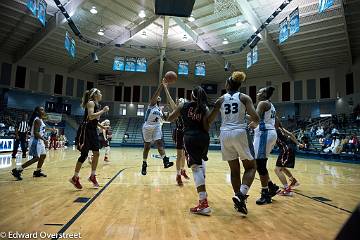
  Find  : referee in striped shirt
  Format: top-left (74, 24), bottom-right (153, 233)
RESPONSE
top-left (12, 113), bottom-right (29, 158)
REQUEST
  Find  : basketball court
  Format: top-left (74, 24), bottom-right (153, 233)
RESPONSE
top-left (0, 0), bottom-right (360, 239)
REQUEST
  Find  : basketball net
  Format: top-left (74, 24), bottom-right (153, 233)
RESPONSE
top-left (214, 0), bottom-right (241, 18)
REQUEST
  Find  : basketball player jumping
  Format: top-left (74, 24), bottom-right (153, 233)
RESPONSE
top-left (163, 81), bottom-right (190, 186)
top-left (251, 87), bottom-right (281, 205)
top-left (208, 71), bottom-right (259, 215)
top-left (141, 82), bottom-right (173, 175)
top-left (70, 88), bottom-right (109, 189)
top-left (274, 121), bottom-right (301, 196)
top-left (166, 86), bottom-right (211, 216)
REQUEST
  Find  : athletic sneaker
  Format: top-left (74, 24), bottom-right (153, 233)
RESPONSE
top-left (232, 192), bottom-right (248, 215)
top-left (256, 189), bottom-right (272, 205)
top-left (33, 170), bottom-right (47, 177)
top-left (289, 178), bottom-right (300, 189)
top-left (69, 176), bottom-right (82, 190)
top-left (190, 199), bottom-right (211, 216)
top-left (88, 175), bottom-right (99, 188)
top-left (181, 169), bottom-right (190, 180)
top-left (176, 174), bottom-right (183, 186)
top-left (11, 168), bottom-right (23, 181)
top-left (163, 157), bottom-right (174, 168)
top-left (278, 187), bottom-right (293, 196)
top-left (141, 161), bottom-right (147, 175)
top-left (268, 182), bottom-right (281, 197)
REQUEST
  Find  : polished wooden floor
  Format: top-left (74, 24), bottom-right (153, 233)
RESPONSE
top-left (0, 147), bottom-right (359, 240)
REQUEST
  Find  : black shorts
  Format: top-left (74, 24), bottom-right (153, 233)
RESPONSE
top-left (172, 129), bottom-right (184, 150)
top-left (82, 128), bottom-right (100, 152)
top-left (183, 132), bottom-right (209, 167)
top-left (276, 143), bottom-right (295, 168)
top-left (98, 134), bottom-right (109, 148)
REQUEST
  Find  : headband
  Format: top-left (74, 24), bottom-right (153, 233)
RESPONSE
top-left (89, 88), bottom-right (98, 98)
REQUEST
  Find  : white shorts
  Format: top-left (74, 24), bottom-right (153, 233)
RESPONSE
top-left (220, 129), bottom-right (255, 161)
top-left (253, 129), bottom-right (277, 159)
top-left (29, 138), bottom-right (46, 157)
top-left (142, 124), bottom-right (162, 143)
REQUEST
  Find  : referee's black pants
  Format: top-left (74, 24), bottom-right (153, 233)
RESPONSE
top-left (12, 133), bottom-right (27, 158)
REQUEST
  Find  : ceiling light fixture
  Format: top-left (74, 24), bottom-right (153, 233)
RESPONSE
top-left (182, 34), bottom-right (188, 41)
top-left (141, 30), bottom-right (147, 38)
top-left (188, 14), bottom-right (195, 22)
top-left (97, 28), bottom-right (104, 36)
top-left (139, 10), bottom-right (146, 18)
top-left (222, 38), bottom-right (229, 45)
top-left (90, 6), bottom-right (97, 14)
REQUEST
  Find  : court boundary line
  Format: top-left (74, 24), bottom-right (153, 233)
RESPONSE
top-left (294, 191), bottom-right (353, 214)
top-left (51, 167), bottom-right (127, 240)
top-left (254, 177), bottom-right (352, 214)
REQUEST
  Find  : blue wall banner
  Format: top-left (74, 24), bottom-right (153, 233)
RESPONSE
top-left (279, 18), bottom-right (289, 44)
top-left (289, 7), bottom-right (300, 36)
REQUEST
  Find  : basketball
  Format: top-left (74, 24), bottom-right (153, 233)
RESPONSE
top-left (164, 71), bottom-right (177, 84)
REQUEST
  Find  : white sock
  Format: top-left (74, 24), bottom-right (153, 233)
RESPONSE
top-left (262, 186), bottom-right (269, 190)
top-left (177, 170), bottom-right (181, 175)
top-left (36, 168), bottom-right (41, 171)
top-left (74, 172), bottom-right (79, 177)
top-left (17, 166), bottom-right (23, 170)
top-left (284, 183), bottom-right (288, 189)
top-left (240, 184), bottom-right (249, 195)
top-left (199, 191), bottom-right (207, 201)
top-left (91, 170), bottom-right (96, 176)
top-left (143, 159), bottom-right (147, 162)
top-left (161, 154), bottom-right (166, 159)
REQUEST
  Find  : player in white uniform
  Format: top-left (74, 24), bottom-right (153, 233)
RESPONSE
top-left (209, 71), bottom-right (259, 215)
top-left (141, 82), bottom-right (173, 175)
top-left (11, 106), bottom-right (49, 180)
top-left (251, 87), bottom-right (281, 205)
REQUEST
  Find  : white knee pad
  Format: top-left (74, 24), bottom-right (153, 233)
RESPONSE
top-left (191, 164), bottom-right (205, 188)
top-left (105, 146), bottom-right (110, 155)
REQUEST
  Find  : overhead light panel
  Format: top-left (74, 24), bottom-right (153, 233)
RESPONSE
top-left (139, 10), bottom-right (146, 18)
top-left (90, 6), bottom-right (97, 14)
top-left (141, 30), bottom-right (147, 38)
top-left (97, 28), bottom-right (104, 36)
top-left (188, 14), bottom-right (195, 22)
top-left (222, 38), bottom-right (229, 45)
top-left (182, 34), bottom-right (188, 41)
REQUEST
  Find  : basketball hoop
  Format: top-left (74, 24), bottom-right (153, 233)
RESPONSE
top-left (214, 0), bottom-right (241, 18)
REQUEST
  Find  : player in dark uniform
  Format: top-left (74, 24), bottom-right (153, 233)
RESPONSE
top-left (163, 81), bottom-right (190, 186)
top-left (166, 86), bottom-right (211, 215)
top-left (99, 119), bottom-right (112, 162)
top-left (274, 120), bottom-right (302, 196)
top-left (70, 88), bottom-right (109, 190)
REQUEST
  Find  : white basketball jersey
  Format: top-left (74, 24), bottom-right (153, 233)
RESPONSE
top-left (144, 105), bottom-right (162, 126)
top-left (30, 117), bottom-right (46, 138)
top-left (258, 101), bottom-right (276, 130)
top-left (220, 92), bottom-right (247, 131)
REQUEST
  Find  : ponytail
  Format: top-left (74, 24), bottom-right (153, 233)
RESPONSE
top-left (81, 88), bottom-right (99, 108)
top-left (265, 86), bottom-right (275, 99)
top-left (28, 106), bottom-right (41, 129)
top-left (192, 86), bottom-right (208, 115)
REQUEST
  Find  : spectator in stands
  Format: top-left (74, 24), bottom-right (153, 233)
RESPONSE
top-left (323, 135), bottom-right (340, 154)
top-left (316, 126), bottom-right (324, 138)
top-left (335, 135), bottom-right (348, 154)
top-left (345, 134), bottom-right (359, 154)
top-left (123, 133), bottom-right (129, 143)
top-left (331, 126), bottom-right (339, 136)
top-left (309, 126), bottom-right (316, 138)
top-left (321, 134), bottom-right (332, 151)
